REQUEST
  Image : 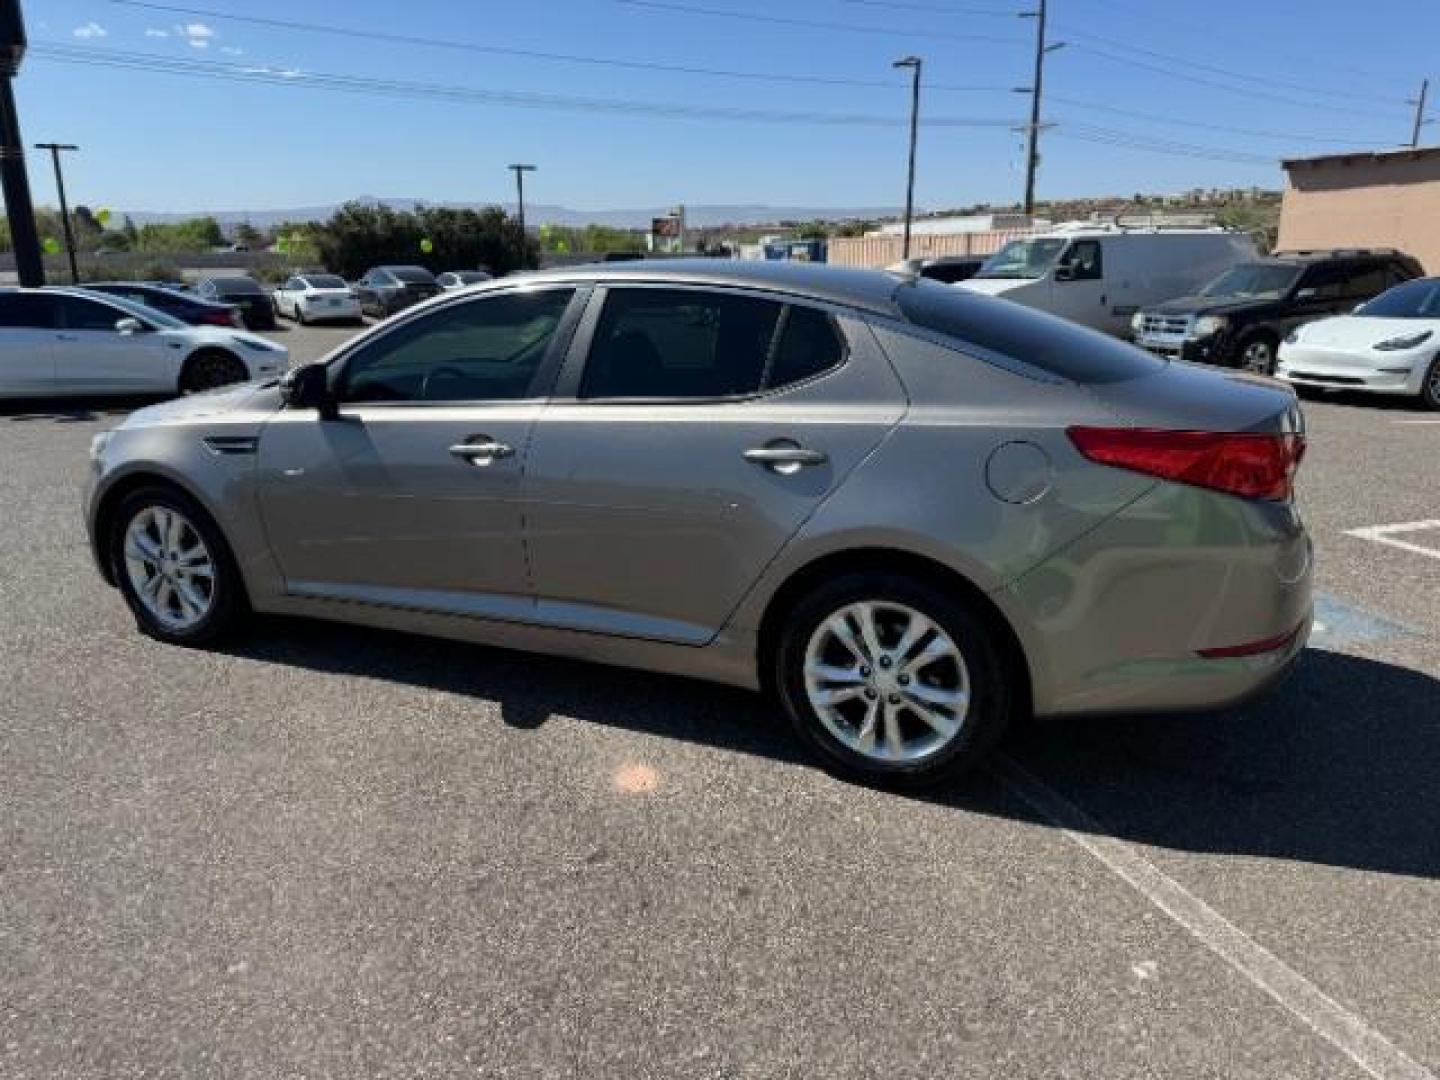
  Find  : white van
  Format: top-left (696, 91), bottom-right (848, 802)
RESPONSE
top-left (958, 223), bottom-right (1258, 336)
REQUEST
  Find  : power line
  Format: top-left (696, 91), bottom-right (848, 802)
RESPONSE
top-left (836, 0), bottom-right (1021, 14)
top-left (106, 0), bottom-right (1015, 92)
top-left (1054, 24), bottom-right (1408, 108)
top-left (1056, 124), bottom-right (1274, 166)
top-left (1049, 94), bottom-right (1385, 148)
top-left (612, 0), bottom-right (1027, 43)
top-left (31, 43), bottom-right (1026, 129)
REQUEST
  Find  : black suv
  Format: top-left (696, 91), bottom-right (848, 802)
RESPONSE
top-left (1132, 249), bottom-right (1423, 374)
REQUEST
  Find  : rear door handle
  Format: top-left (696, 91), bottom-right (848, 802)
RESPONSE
top-left (56, 333), bottom-right (80, 342)
top-left (449, 439), bottom-right (514, 465)
top-left (744, 443), bottom-right (828, 473)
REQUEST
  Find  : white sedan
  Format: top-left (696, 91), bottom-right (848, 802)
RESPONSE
top-left (272, 273), bottom-right (364, 325)
top-left (1278, 277), bottom-right (1440, 410)
top-left (0, 288), bottom-right (288, 398)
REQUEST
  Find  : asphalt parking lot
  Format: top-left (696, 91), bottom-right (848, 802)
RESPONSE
top-left (2, 323), bottom-right (1438, 1078)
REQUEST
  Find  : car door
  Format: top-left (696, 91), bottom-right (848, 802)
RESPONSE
top-left (255, 285), bottom-right (584, 618)
top-left (1289, 261), bottom-right (1371, 332)
top-left (1048, 239), bottom-right (1111, 331)
top-left (523, 286), bottom-right (907, 645)
top-left (51, 294), bottom-right (173, 395)
top-left (0, 294), bottom-right (59, 396)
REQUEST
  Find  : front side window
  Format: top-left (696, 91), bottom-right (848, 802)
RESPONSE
top-left (1060, 240), bottom-right (1103, 281)
top-left (56, 296), bottom-right (127, 332)
top-left (1297, 263), bottom-right (1356, 301)
top-left (339, 289), bottom-right (576, 404)
top-left (580, 289), bottom-right (786, 400)
top-left (976, 238), bottom-right (1068, 280)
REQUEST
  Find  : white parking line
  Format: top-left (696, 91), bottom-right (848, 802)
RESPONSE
top-left (992, 757), bottom-right (1435, 1080)
top-left (1392, 419), bottom-right (1440, 425)
top-left (1346, 520), bottom-right (1440, 562)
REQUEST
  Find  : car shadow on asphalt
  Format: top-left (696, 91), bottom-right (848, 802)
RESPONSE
top-left (226, 621), bottom-right (1440, 879)
top-left (0, 396), bottom-right (167, 422)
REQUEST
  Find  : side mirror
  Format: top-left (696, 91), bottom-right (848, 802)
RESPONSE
top-left (1054, 263), bottom-right (1076, 282)
top-left (279, 362), bottom-right (338, 420)
top-left (1296, 287), bottom-right (1317, 300)
top-left (115, 317), bottom-right (145, 335)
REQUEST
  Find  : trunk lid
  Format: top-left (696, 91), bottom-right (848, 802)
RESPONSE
top-left (1089, 358), bottom-right (1302, 437)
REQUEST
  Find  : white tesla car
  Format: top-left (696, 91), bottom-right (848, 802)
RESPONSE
top-left (0, 288), bottom-right (288, 398)
top-left (1277, 277), bottom-right (1440, 409)
top-left (272, 273), bottom-right (363, 325)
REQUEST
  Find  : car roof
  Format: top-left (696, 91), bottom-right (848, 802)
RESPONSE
top-left (512, 259), bottom-right (907, 316)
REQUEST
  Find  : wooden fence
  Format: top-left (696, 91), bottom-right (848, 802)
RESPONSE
top-left (826, 229), bottom-right (1034, 268)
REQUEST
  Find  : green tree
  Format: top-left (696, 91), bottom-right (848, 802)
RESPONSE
top-left (794, 220), bottom-right (831, 240)
top-left (233, 219), bottom-right (265, 249)
top-left (313, 202), bottom-right (535, 278)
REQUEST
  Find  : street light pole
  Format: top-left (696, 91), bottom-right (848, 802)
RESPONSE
top-left (507, 163), bottom-right (536, 237)
top-left (35, 141), bottom-right (77, 282)
top-left (1409, 78), bottom-right (1430, 148)
top-left (893, 56), bottom-right (922, 261)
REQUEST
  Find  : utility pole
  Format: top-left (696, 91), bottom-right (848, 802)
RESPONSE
top-left (1018, 0), bottom-right (1063, 216)
top-left (893, 56), bottom-right (922, 261)
top-left (0, 0), bottom-right (44, 287)
top-left (1409, 78), bottom-right (1430, 148)
top-left (35, 141), bottom-right (78, 283)
top-left (507, 163), bottom-right (536, 236)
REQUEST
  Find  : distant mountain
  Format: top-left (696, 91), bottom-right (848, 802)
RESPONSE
top-left (120, 197), bottom-right (903, 230)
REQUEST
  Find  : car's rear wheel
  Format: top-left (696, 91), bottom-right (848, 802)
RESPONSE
top-left (109, 485), bottom-right (246, 646)
top-left (775, 574), bottom-right (1013, 788)
top-left (295, 302), bottom-right (307, 326)
top-left (1421, 357), bottom-right (1440, 411)
top-left (1238, 334), bottom-right (1279, 376)
top-left (179, 349), bottom-right (247, 393)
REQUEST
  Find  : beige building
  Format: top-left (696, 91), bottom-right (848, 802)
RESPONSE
top-left (1278, 147), bottom-right (1440, 274)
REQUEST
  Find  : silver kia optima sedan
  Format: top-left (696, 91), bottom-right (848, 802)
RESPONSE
top-left (85, 261), bottom-right (1312, 786)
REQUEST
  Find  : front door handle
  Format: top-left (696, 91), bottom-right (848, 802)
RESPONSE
top-left (56, 333), bottom-right (80, 342)
top-left (744, 442), bottom-right (828, 474)
top-left (449, 439), bottom-right (514, 465)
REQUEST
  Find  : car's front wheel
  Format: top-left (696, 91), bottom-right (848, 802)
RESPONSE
top-left (775, 574), bottom-right (1014, 788)
top-left (1237, 334), bottom-right (1279, 376)
top-left (180, 349), bottom-right (247, 393)
top-left (1420, 357), bottom-right (1440, 411)
top-left (109, 485), bottom-right (246, 646)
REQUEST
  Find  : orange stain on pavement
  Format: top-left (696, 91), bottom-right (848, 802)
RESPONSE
top-left (614, 763), bottom-right (660, 794)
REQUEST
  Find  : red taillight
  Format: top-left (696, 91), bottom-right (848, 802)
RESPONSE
top-left (199, 309), bottom-right (232, 327)
top-left (1067, 427), bottom-right (1306, 501)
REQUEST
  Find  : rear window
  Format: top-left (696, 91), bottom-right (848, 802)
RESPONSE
top-left (894, 278), bottom-right (1165, 384)
top-left (211, 277), bottom-right (262, 294)
top-left (303, 274), bottom-right (347, 289)
top-left (387, 266), bottom-right (437, 285)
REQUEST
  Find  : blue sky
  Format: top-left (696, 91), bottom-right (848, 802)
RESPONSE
top-left (17, 0), bottom-right (1438, 214)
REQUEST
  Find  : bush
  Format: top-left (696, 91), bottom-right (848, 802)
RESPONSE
top-left (313, 202), bottom-right (537, 279)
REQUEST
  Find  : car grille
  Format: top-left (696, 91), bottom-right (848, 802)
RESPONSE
top-left (1139, 313), bottom-right (1190, 336)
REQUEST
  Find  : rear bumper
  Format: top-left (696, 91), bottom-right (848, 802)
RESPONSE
top-left (1276, 344), bottom-right (1430, 396)
top-left (300, 298), bottom-right (363, 322)
top-left (1003, 482), bottom-right (1313, 718)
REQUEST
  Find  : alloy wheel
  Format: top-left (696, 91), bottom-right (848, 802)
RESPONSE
top-left (1242, 340), bottom-right (1276, 375)
top-left (803, 600), bottom-right (971, 764)
top-left (122, 506), bottom-right (216, 631)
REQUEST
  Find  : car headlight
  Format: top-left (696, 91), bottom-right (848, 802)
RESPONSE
top-left (1190, 315), bottom-right (1229, 339)
top-left (89, 430), bottom-right (115, 463)
top-left (1374, 329), bottom-right (1434, 352)
top-left (1130, 311), bottom-right (1145, 333)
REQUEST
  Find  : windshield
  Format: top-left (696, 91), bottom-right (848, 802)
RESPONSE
top-left (302, 274), bottom-right (348, 289)
top-left (975, 238), bottom-right (1068, 280)
top-left (1199, 264), bottom-right (1300, 299)
top-left (83, 291), bottom-right (188, 330)
top-left (212, 277), bottom-right (263, 295)
top-left (1355, 278), bottom-right (1440, 319)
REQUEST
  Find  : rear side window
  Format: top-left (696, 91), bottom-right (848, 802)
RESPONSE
top-left (770, 305), bottom-right (845, 388)
top-left (1060, 240), bottom-right (1103, 281)
top-left (581, 289), bottom-right (783, 399)
top-left (0, 295), bottom-right (55, 329)
top-left (894, 278), bottom-right (1164, 384)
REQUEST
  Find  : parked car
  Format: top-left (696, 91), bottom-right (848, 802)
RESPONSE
top-left (436, 270), bottom-right (493, 290)
top-left (1131, 249), bottom-right (1422, 374)
top-left (0, 288), bottom-right (287, 398)
top-left (85, 282), bottom-right (244, 329)
top-left (352, 265), bottom-right (441, 319)
top-left (83, 261), bottom-right (1310, 787)
top-left (195, 276), bottom-right (277, 330)
top-left (959, 224), bottom-right (1257, 335)
top-left (1276, 276), bottom-right (1440, 409)
top-left (890, 255), bottom-right (986, 284)
top-left (273, 273), bottom-right (364, 325)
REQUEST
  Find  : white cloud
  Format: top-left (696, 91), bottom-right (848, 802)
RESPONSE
top-left (177, 22), bottom-right (217, 49)
top-left (72, 21), bottom-right (108, 39)
top-left (144, 28), bottom-right (170, 38)
top-left (241, 65), bottom-right (303, 79)
top-left (220, 45), bottom-right (244, 56)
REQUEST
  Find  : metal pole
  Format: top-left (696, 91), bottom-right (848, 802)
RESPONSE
top-left (36, 142), bottom-right (78, 282)
top-left (0, 79), bottom-right (42, 286)
top-left (1410, 78), bottom-right (1430, 148)
top-left (894, 56), bottom-right (922, 261)
top-left (1022, 0), bottom-right (1047, 216)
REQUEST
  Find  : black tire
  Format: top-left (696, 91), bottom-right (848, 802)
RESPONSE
top-left (107, 484), bottom-right (248, 647)
top-left (1420, 357), bottom-right (1440, 411)
top-left (179, 349), bottom-right (248, 393)
top-left (774, 573), bottom-right (1014, 789)
top-left (294, 302), bottom-right (307, 326)
top-left (1236, 333), bottom-right (1279, 376)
